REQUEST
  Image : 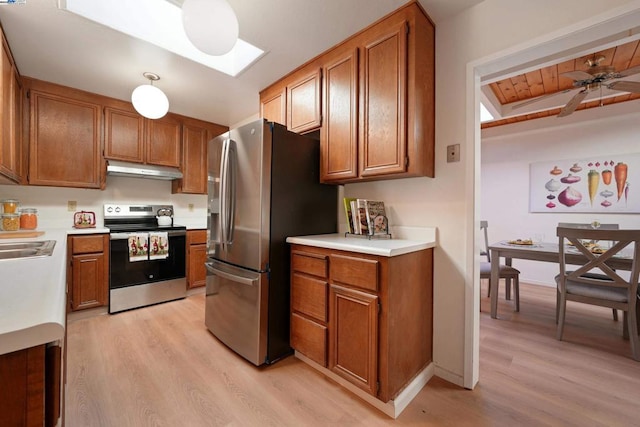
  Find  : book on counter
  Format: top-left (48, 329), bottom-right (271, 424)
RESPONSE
top-left (343, 198), bottom-right (388, 235)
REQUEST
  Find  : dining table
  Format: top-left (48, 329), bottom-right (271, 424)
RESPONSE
top-left (488, 240), bottom-right (634, 319)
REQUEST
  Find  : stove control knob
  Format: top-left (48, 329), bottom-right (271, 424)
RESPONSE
top-left (106, 206), bottom-right (113, 213)
top-left (115, 207), bottom-right (121, 213)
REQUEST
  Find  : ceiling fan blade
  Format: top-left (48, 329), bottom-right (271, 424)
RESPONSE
top-left (560, 70), bottom-right (593, 81)
top-left (510, 88), bottom-right (575, 111)
top-left (557, 89), bottom-right (588, 117)
top-left (616, 64), bottom-right (640, 78)
top-left (607, 80), bottom-right (640, 93)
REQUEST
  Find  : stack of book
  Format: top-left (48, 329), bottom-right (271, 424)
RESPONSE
top-left (343, 198), bottom-right (388, 236)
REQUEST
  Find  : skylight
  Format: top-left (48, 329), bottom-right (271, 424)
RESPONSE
top-left (480, 102), bottom-right (494, 122)
top-left (59, 0), bottom-right (264, 77)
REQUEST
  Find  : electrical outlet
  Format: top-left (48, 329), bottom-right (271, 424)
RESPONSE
top-left (67, 200), bottom-right (77, 212)
top-left (188, 203), bottom-right (194, 212)
top-left (447, 144), bottom-right (460, 163)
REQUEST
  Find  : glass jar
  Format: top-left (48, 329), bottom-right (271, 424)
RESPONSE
top-left (1, 199), bottom-right (19, 214)
top-left (19, 208), bottom-right (38, 230)
top-left (1, 213), bottom-right (20, 231)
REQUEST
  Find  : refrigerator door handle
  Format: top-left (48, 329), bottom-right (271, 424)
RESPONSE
top-left (226, 139), bottom-right (237, 244)
top-left (219, 138), bottom-right (230, 247)
top-left (205, 262), bottom-right (258, 287)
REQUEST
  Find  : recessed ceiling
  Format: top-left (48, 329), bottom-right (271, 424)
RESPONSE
top-left (482, 38), bottom-right (640, 129)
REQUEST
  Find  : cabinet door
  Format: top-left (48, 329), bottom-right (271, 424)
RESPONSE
top-left (287, 68), bottom-right (322, 133)
top-left (104, 107), bottom-right (145, 163)
top-left (329, 284), bottom-right (378, 396)
top-left (29, 91), bottom-right (102, 188)
top-left (321, 47), bottom-right (359, 182)
top-left (359, 21), bottom-right (408, 178)
top-left (0, 40), bottom-right (21, 183)
top-left (260, 86), bottom-right (286, 126)
top-left (71, 252), bottom-right (107, 310)
top-left (187, 244), bottom-right (207, 289)
top-left (145, 113), bottom-right (181, 167)
top-left (175, 123), bottom-right (208, 194)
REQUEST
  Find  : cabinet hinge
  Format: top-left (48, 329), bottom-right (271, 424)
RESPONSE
top-left (405, 22), bottom-right (410, 35)
top-left (376, 381), bottom-right (380, 393)
top-left (405, 157), bottom-right (409, 168)
top-left (378, 302), bottom-right (381, 315)
top-left (26, 89), bottom-right (30, 99)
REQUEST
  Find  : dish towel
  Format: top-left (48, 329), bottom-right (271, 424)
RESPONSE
top-left (128, 233), bottom-right (149, 262)
top-left (149, 231), bottom-right (169, 260)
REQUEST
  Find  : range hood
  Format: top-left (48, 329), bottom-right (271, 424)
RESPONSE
top-left (106, 160), bottom-right (183, 180)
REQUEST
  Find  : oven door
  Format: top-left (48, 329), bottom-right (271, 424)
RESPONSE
top-left (109, 231), bottom-right (186, 289)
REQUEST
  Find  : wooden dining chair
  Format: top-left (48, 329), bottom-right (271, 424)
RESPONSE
top-left (480, 220), bottom-right (521, 311)
top-left (555, 226), bottom-right (640, 361)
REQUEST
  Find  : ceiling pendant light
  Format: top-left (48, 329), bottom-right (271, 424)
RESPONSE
top-left (182, 0), bottom-right (239, 56)
top-left (131, 72), bottom-right (169, 120)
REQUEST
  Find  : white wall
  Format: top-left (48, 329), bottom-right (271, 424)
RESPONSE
top-left (0, 177), bottom-right (207, 229)
top-left (346, 0), bottom-right (638, 386)
top-left (482, 103), bottom-right (640, 286)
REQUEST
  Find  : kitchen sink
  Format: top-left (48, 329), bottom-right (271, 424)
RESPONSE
top-left (0, 240), bottom-right (56, 260)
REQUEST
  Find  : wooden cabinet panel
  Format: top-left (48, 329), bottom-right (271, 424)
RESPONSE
top-left (291, 312), bottom-right (327, 366)
top-left (145, 113), bottom-right (181, 167)
top-left (68, 234), bottom-right (109, 311)
top-left (330, 253), bottom-right (379, 292)
top-left (186, 229), bottom-right (208, 289)
top-left (329, 284), bottom-right (378, 396)
top-left (291, 250), bottom-right (328, 278)
top-left (287, 68), bottom-right (322, 133)
top-left (104, 107), bottom-right (145, 163)
top-left (321, 47), bottom-right (359, 182)
top-left (260, 86), bottom-right (286, 126)
top-left (0, 345), bottom-right (46, 427)
top-left (28, 90), bottom-right (102, 188)
top-left (173, 123), bottom-right (207, 194)
top-left (360, 21), bottom-right (408, 178)
top-left (292, 273), bottom-right (327, 322)
top-left (0, 39), bottom-right (19, 182)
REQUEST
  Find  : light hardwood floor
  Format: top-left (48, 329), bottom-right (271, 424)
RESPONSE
top-left (65, 281), bottom-right (640, 426)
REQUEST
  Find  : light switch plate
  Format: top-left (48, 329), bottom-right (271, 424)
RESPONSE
top-left (447, 144), bottom-right (460, 163)
top-left (67, 200), bottom-right (77, 212)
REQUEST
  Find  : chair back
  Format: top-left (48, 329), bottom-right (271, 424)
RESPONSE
top-left (556, 226), bottom-right (640, 297)
top-left (557, 222), bottom-right (619, 230)
top-left (480, 220), bottom-right (490, 262)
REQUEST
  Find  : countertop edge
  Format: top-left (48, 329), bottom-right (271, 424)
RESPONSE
top-left (286, 233), bottom-right (437, 257)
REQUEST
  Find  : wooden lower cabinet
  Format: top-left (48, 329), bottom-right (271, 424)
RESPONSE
top-left (186, 229), bottom-right (207, 289)
top-left (0, 343), bottom-right (63, 427)
top-left (290, 244), bottom-right (433, 403)
top-left (67, 234), bottom-right (109, 311)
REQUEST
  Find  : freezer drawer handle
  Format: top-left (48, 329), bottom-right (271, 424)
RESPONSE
top-left (205, 263), bottom-right (257, 287)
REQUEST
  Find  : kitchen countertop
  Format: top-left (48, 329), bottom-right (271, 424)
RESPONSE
top-left (0, 227), bottom-right (108, 356)
top-left (287, 227), bottom-right (437, 257)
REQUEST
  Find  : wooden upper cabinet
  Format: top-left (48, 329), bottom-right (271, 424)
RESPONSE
top-left (104, 107), bottom-right (145, 163)
top-left (260, 85), bottom-right (286, 126)
top-left (104, 107), bottom-right (181, 168)
top-left (287, 68), bottom-right (322, 133)
top-left (28, 85), bottom-right (102, 189)
top-left (0, 34), bottom-right (23, 184)
top-left (145, 113), bottom-right (181, 167)
top-left (359, 21), bottom-right (408, 178)
top-left (321, 47), bottom-right (359, 182)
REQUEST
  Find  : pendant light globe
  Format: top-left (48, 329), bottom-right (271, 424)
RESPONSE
top-left (131, 72), bottom-right (169, 120)
top-left (182, 0), bottom-right (239, 56)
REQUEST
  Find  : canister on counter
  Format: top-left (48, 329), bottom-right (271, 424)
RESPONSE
top-left (1, 199), bottom-right (19, 214)
top-left (19, 208), bottom-right (38, 230)
top-left (1, 213), bottom-right (20, 231)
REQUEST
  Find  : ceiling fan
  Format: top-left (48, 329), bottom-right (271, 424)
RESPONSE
top-left (514, 55), bottom-right (640, 117)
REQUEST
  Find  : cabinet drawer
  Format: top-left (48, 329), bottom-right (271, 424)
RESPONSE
top-left (71, 234), bottom-right (106, 254)
top-left (330, 254), bottom-right (378, 292)
top-left (291, 251), bottom-right (328, 278)
top-left (292, 273), bottom-right (327, 322)
top-left (188, 229), bottom-right (207, 245)
top-left (291, 313), bottom-right (327, 367)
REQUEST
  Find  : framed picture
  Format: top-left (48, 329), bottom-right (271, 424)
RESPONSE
top-left (530, 154), bottom-right (639, 213)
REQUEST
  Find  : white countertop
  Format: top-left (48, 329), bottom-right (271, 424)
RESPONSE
top-left (0, 227), bottom-right (109, 355)
top-left (286, 227), bottom-right (437, 257)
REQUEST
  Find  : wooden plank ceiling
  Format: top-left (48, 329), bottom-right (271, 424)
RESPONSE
top-left (482, 39), bottom-right (640, 129)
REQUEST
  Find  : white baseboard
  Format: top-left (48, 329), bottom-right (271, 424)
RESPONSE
top-left (294, 351), bottom-right (433, 418)
top-left (433, 365), bottom-right (464, 388)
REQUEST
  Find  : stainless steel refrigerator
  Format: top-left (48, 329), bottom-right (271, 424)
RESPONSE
top-left (205, 119), bottom-right (337, 365)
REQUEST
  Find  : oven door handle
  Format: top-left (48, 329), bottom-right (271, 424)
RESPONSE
top-left (110, 230), bottom-right (186, 240)
top-left (205, 263), bottom-right (257, 287)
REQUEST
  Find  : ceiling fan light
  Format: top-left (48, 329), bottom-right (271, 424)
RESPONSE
top-left (131, 84), bottom-right (169, 120)
top-left (182, 0), bottom-right (239, 56)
